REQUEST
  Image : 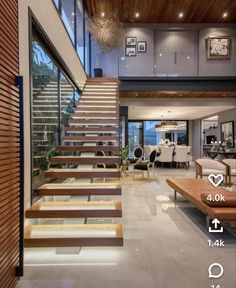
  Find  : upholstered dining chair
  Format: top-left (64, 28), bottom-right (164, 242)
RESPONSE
top-left (133, 147), bottom-right (143, 163)
top-left (156, 146), bottom-right (174, 167)
top-left (133, 150), bottom-right (157, 179)
top-left (195, 158), bottom-right (228, 185)
top-left (222, 159), bottom-right (236, 186)
top-left (173, 146), bottom-right (190, 168)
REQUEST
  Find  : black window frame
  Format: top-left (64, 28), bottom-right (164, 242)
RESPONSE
top-left (52, 0), bottom-right (92, 77)
top-left (128, 119), bottom-right (189, 150)
top-left (29, 9), bottom-right (82, 204)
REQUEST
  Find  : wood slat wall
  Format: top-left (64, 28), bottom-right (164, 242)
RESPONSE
top-left (0, 0), bottom-right (20, 287)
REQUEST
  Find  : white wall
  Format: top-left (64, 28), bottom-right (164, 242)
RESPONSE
top-left (19, 0), bottom-right (87, 209)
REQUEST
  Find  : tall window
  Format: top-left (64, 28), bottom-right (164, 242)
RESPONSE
top-left (76, 0), bottom-right (84, 65)
top-left (61, 0), bottom-right (75, 44)
top-left (84, 12), bottom-right (91, 75)
top-left (31, 33), bottom-right (79, 193)
top-left (54, 0), bottom-right (59, 8)
top-left (53, 0), bottom-right (91, 75)
top-left (143, 121), bottom-right (188, 145)
top-left (128, 122), bottom-right (143, 157)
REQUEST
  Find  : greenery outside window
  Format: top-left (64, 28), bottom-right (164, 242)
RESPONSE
top-left (31, 34), bottom-right (79, 194)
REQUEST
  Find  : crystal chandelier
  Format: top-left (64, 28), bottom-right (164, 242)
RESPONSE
top-left (155, 121), bottom-right (178, 131)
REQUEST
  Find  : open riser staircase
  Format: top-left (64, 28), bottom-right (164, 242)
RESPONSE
top-left (25, 78), bottom-right (123, 247)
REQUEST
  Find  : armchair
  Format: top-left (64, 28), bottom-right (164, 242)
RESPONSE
top-left (195, 158), bottom-right (227, 185)
top-left (222, 159), bottom-right (236, 186)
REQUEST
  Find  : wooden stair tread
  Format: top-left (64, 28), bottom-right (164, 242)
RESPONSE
top-left (76, 103), bottom-right (116, 107)
top-left (50, 156), bottom-right (121, 164)
top-left (56, 146), bottom-right (120, 152)
top-left (86, 77), bottom-right (118, 82)
top-left (28, 200), bottom-right (122, 210)
top-left (45, 168), bottom-right (119, 172)
top-left (62, 136), bottom-right (118, 141)
top-left (26, 201), bottom-right (122, 218)
top-left (75, 107), bottom-right (118, 112)
top-left (38, 182), bottom-right (121, 189)
top-left (72, 113), bottom-right (118, 117)
top-left (69, 119), bottom-right (118, 124)
top-left (65, 127), bottom-right (118, 132)
top-left (35, 182), bottom-right (121, 196)
top-left (24, 224), bottom-right (123, 247)
top-left (44, 168), bottom-right (121, 178)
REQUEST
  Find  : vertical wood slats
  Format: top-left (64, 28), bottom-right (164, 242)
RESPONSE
top-left (0, 0), bottom-right (20, 288)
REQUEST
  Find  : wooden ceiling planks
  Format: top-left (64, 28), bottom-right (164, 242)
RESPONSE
top-left (85, 0), bottom-right (236, 23)
top-left (120, 90), bottom-right (236, 98)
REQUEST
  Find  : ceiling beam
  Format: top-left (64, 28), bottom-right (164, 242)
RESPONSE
top-left (119, 76), bottom-right (236, 92)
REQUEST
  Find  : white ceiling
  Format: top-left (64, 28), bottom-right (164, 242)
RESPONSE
top-left (128, 106), bottom-right (234, 120)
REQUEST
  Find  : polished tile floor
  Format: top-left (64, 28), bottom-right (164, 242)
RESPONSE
top-left (17, 165), bottom-right (236, 288)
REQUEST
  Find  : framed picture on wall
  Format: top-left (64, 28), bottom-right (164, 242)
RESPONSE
top-left (137, 41), bottom-right (147, 53)
top-left (221, 121), bottom-right (234, 147)
top-left (125, 46), bottom-right (136, 57)
top-left (207, 36), bottom-right (231, 60)
top-left (125, 37), bottom-right (137, 46)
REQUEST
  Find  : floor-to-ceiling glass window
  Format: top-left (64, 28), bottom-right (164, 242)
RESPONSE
top-left (31, 32), bottom-right (79, 194)
top-left (143, 121), bottom-right (188, 145)
top-left (53, 0), bottom-right (91, 75)
top-left (128, 122), bottom-right (143, 157)
top-left (60, 72), bottom-right (76, 139)
top-left (61, 0), bottom-right (75, 44)
top-left (53, 0), bottom-right (60, 9)
top-left (32, 36), bottom-right (59, 190)
top-left (84, 13), bottom-right (91, 75)
top-left (76, 0), bottom-right (84, 65)
top-left (143, 121), bottom-right (162, 145)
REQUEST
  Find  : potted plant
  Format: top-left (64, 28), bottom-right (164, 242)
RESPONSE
top-left (120, 146), bottom-right (129, 164)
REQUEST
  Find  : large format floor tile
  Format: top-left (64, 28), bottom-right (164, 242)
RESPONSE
top-left (18, 166), bottom-right (236, 288)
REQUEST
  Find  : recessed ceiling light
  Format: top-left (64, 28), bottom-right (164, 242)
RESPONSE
top-left (72, 12), bottom-right (75, 16)
top-left (159, 53), bottom-right (163, 57)
top-left (135, 12), bottom-right (140, 18)
top-left (187, 56), bottom-right (190, 60)
top-left (222, 12), bottom-right (228, 18)
top-left (179, 12), bottom-right (184, 18)
top-left (101, 12), bottom-right (105, 17)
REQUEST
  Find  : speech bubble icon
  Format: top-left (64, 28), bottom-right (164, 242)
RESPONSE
top-left (208, 263), bottom-right (224, 279)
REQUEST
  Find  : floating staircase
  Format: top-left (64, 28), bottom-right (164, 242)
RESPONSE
top-left (25, 78), bottom-right (123, 247)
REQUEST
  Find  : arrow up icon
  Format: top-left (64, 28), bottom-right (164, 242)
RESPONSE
top-left (209, 218), bottom-right (223, 233)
